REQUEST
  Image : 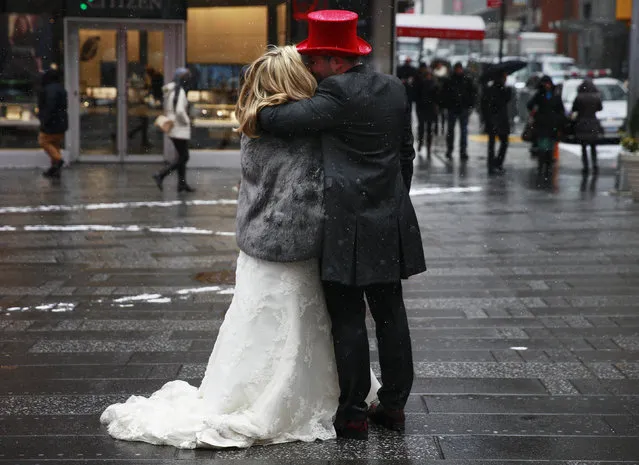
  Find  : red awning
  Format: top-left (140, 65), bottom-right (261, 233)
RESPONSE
top-left (396, 14), bottom-right (486, 41)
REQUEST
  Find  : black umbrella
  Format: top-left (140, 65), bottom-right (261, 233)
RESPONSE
top-left (481, 60), bottom-right (528, 82)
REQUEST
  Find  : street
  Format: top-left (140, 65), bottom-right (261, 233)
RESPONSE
top-left (1, 131), bottom-right (639, 463)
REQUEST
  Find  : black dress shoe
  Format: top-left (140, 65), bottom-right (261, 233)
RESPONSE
top-left (152, 174), bottom-right (164, 191)
top-left (368, 403), bottom-right (405, 432)
top-left (178, 184), bottom-right (196, 193)
top-left (335, 420), bottom-right (368, 440)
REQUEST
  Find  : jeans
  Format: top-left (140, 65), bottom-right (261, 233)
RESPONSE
top-left (446, 109), bottom-right (470, 156)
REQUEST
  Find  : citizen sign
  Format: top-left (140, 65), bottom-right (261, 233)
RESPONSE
top-left (88, 0), bottom-right (163, 9)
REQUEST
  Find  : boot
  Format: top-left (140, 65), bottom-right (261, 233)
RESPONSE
top-left (43, 160), bottom-right (63, 178)
top-left (152, 173), bottom-right (164, 191)
top-left (42, 167), bottom-right (56, 178)
top-left (178, 183), bottom-right (196, 193)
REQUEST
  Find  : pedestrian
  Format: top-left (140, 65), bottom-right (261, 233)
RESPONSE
top-left (481, 72), bottom-right (513, 175)
top-left (38, 68), bottom-right (68, 179)
top-left (147, 67), bottom-right (164, 105)
top-left (260, 10), bottom-right (426, 440)
top-left (527, 75), bottom-right (566, 181)
top-left (433, 61), bottom-right (449, 135)
top-left (152, 67), bottom-right (196, 193)
top-left (442, 62), bottom-right (477, 161)
top-left (416, 66), bottom-right (439, 158)
top-left (396, 56), bottom-right (418, 114)
top-left (572, 79), bottom-right (603, 176)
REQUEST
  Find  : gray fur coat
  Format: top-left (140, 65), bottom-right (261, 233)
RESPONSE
top-left (236, 134), bottom-right (324, 262)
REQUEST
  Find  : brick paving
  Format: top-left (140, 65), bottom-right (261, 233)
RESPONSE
top-left (1, 134), bottom-right (639, 463)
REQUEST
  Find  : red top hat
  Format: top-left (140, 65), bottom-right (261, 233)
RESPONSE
top-left (296, 10), bottom-right (372, 57)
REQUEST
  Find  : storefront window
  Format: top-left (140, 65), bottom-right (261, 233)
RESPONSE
top-left (0, 13), bottom-right (57, 149)
top-left (186, 6), bottom-right (268, 151)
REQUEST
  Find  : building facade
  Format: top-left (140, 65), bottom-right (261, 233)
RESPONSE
top-left (0, 0), bottom-right (394, 166)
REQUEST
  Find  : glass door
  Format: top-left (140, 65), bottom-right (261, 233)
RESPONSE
top-left (125, 29), bottom-right (165, 156)
top-left (65, 20), bottom-right (184, 162)
top-left (78, 28), bottom-right (118, 156)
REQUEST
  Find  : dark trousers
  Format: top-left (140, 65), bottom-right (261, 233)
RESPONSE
top-left (417, 114), bottom-right (435, 152)
top-left (581, 143), bottom-right (598, 171)
top-left (446, 109), bottom-right (470, 156)
top-left (159, 138), bottom-right (190, 186)
top-left (322, 280), bottom-right (413, 424)
top-left (488, 132), bottom-right (509, 170)
top-left (436, 109), bottom-right (446, 135)
top-left (537, 150), bottom-right (554, 179)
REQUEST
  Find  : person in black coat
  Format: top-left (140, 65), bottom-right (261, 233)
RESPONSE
top-left (38, 68), bottom-right (68, 178)
top-left (441, 62), bottom-right (477, 161)
top-left (481, 72), bottom-right (513, 175)
top-left (396, 56), bottom-right (419, 113)
top-left (572, 79), bottom-right (603, 175)
top-left (259, 10), bottom-right (426, 441)
top-left (415, 67), bottom-right (440, 158)
top-left (527, 75), bottom-right (566, 180)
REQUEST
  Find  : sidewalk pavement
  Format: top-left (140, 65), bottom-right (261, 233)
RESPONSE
top-left (1, 134), bottom-right (639, 463)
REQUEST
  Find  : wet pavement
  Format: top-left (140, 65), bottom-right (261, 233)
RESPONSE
top-left (1, 131), bottom-right (639, 464)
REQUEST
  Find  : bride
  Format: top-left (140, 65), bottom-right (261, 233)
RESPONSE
top-left (100, 46), bottom-right (380, 449)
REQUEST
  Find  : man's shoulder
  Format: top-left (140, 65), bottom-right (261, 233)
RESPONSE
top-left (320, 67), bottom-right (403, 88)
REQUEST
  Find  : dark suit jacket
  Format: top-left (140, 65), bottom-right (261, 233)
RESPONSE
top-left (259, 65), bottom-right (426, 286)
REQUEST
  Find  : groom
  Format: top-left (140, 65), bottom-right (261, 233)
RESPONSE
top-left (259, 10), bottom-right (426, 440)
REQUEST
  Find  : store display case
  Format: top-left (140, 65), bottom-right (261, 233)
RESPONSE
top-left (0, 80), bottom-right (39, 129)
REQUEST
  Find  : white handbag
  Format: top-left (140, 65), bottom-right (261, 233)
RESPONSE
top-left (154, 115), bottom-right (174, 134)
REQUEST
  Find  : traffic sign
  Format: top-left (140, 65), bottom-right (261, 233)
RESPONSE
top-left (487, 0), bottom-right (503, 8)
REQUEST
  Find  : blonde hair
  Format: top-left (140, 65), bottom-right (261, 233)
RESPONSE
top-left (236, 46), bottom-right (317, 138)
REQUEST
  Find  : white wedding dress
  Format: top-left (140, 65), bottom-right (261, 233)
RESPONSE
top-left (101, 251), bottom-right (381, 449)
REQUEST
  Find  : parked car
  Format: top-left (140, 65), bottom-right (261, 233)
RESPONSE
top-left (528, 55), bottom-right (580, 85)
top-left (561, 78), bottom-right (628, 144)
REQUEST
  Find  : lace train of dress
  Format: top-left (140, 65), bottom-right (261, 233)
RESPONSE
top-left (101, 252), bottom-right (381, 449)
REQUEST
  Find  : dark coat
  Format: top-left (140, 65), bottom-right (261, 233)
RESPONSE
top-left (441, 74), bottom-right (477, 112)
top-left (259, 65), bottom-right (426, 286)
top-left (527, 88), bottom-right (566, 140)
top-left (236, 134), bottom-right (323, 263)
top-left (572, 92), bottom-right (603, 143)
top-left (396, 64), bottom-right (419, 102)
top-left (416, 77), bottom-right (440, 121)
top-left (481, 82), bottom-right (513, 135)
top-left (38, 82), bottom-right (68, 135)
